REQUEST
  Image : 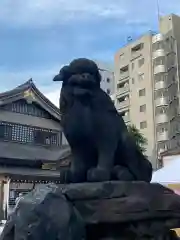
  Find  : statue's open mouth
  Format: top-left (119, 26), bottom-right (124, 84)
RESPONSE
top-left (68, 73), bottom-right (97, 89)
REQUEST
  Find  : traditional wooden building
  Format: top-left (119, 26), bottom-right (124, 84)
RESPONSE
top-left (0, 79), bottom-right (71, 216)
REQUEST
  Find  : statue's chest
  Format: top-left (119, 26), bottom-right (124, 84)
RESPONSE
top-left (62, 102), bottom-right (93, 140)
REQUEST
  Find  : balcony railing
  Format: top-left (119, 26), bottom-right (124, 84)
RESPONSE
top-left (155, 97), bottom-right (169, 106)
top-left (116, 99), bottom-right (129, 109)
top-left (156, 113), bottom-right (168, 124)
top-left (152, 33), bottom-right (164, 44)
top-left (154, 81), bottom-right (167, 90)
top-left (152, 49), bottom-right (165, 59)
top-left (117, 86), bottom-right (129, 96)
top-left (119, 71), bottom-right (129, 80)
top-left (157, 132), bottom-right (168, 141)
top-left (131, 50), bottom-right (142, 60)
top-left (154, 65), bottom-right (166, 75)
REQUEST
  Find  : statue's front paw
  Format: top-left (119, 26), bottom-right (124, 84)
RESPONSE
top-left (112, 165), bottom-right (135, 181)
top-left (60, 169), bottom-right (71, 184)
top-left (87, 167), bottom-right (111, 182)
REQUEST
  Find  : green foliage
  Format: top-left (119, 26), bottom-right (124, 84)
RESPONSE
top-left (127, 124), bottom-right (148, 154)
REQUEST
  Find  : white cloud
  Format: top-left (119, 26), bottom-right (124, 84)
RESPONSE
top-left (44, 88), bottom-right (61, 107)
top-left (1, 0), bottom-right (180, 107)
top-left (1, 0), bottom-right (180, 36)
top-left (1, 0), bottom-right (180, 29)
top-left (0, 65), bottom-right (62, 107)
top-left (0, 0), bottom-right (127, 27)
top-left (0, 66), bottom-right (62, 91)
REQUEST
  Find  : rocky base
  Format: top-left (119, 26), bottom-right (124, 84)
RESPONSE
top-left (1, 181), bottom-right (180, 239)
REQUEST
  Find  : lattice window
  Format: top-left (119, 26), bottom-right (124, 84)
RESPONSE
top-left (0, 121), bottom-right (62, 146)
top-left (11, 125), bottom-right (34, 143)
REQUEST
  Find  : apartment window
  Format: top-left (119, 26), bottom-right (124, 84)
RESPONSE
top-left (166, 37), bottom-right (173, 51)
top-left (167, 53), bottom-right (175, 66)
top-left (154, 57), bottom-right (165, 66)
top-left (120, 65), bottom-right (128, 74)
top-left (158, 143), bottom-right (168, 153)
top-left (156, 106), bottom-right (167, 115)
top-left (138, 58), bottom-right (144, 67)
top-left (155, 89), bottom-right (167, 99)
top-left (132, 62), bottom-right (134, 70)
top-left (117, 96), bottom-right (129, 104)
top-left (119, 54), bottom-right (124, 60)
top-left (170, 37), bottom-right (175, 51)
top-left (166, 37), bottom-right (170, 51)
top-left (140, 104), bottom-right (146, 112)
top-left (157, 41), bottom-right (164, 50)
top-left (107, 78), bottom-right (110, 83)
top-left (140, 121), bottom-right (147, 129)
top-left (153, 41), bottom-right (164, 51)
top-left (139, 88), bottom-right (146, 97)
top-left (131, 43), bottom-right (144, 53)
top-left (172, 75), bottom-right (176, 82)
top-left (154, 74), bottom-right (166, 83)
top-left (157, 123), bottom-right (168, 133)
top-left (107, 89), bottom-right (110, 95)
top-left (132, 78), bottom-right (135, 84)
top-left (138, 73), bottom-right (144, 81)
top-left (159, 127), bottom-right (168, 133)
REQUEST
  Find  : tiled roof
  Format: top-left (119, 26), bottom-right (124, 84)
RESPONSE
top-left (0, 141), bottom-right (71, 162)
top-left (0, 166), bottom-right (60, 178)
top-left (0, 79), bottom-right (61, 119)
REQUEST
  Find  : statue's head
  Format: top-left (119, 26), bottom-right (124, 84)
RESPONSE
top-left (53, 66), bottom-right (70, 86)
top-left (53, 58), bottom-right (101, 88)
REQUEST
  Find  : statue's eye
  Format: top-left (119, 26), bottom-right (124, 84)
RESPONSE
top-left (82, 73), bottom-right (90, 79)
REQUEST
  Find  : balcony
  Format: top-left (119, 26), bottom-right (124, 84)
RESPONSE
top-left (154, 81), bottom-right (167, 90)
top-left (131, 43), bottom-right (143, 60)
top-left (154, 65), bottom-right (166, 75)
top-left (156, 114), bottom-right (168, 124)
top-left (122, 115), bottom-right (130, 123)
top-left (116, 99), bottom-right (129, 110)
top-left (155, 97), bottom-right (169, 106)
top-left (131, 51), bottom-right (142, 60)
top-left (119, 71), bottom-right (129, 80)
top-left (152, 33), bottom-right (164, 44)
top-left (117, 86), bottom-right (129, 96)
top-left (152, 49), bottom-right (165, 59)
top-left (157, 132), bottom-right (168, 142)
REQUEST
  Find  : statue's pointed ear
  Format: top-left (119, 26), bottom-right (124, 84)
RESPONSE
top-left (53, 65), bottom-right (70, 82)
top-left (53, 74), bottom-right (63, 81)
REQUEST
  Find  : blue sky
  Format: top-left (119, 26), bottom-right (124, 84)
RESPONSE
top-left (0, 0), bottom-right (180, 105)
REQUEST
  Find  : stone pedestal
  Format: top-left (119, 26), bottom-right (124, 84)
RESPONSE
top-left (1, 181), bottom-right (180, 239)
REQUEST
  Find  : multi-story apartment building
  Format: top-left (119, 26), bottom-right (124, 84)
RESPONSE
top-left (95, 61), bottom-right (115, 96)
top-left (114, 14), bottom-right (180, 169)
